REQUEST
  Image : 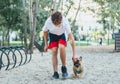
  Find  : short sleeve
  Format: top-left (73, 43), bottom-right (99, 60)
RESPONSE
top-left (63, 16), bottom-right (71, 35)
top-left (42, 17), bottom-right (50, 32)
top-left (42, 25), bottom-right (47, 32)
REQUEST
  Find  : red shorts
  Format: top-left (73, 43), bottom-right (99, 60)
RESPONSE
top-left (48, 33), bottom-right (67, 49)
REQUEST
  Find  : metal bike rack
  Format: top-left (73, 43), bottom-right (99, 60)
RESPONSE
top-left (0, 46), bottom-right (32, 70)
top-left (115, 33), bottom-right (120, 52)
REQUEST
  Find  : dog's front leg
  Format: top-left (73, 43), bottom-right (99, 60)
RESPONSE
top-left (73, 68), bottom-right (77, 78)
top-left (79, 70), bottom-right (84, 78)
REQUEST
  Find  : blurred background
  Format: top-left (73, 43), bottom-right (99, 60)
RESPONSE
top-left (0, 0), bottom-right (120, 52)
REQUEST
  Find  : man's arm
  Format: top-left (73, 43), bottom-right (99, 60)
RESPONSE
top-left (68, 32), bottom-right (76, 59)
top-left (43, 31), bottom-right (48, 52)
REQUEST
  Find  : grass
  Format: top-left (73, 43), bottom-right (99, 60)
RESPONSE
top-left (9, 39), bottom-right (115, 46)
top-left (10, 41), bottom-right (30, 46)
top-left (75, 41), bottom-right (90, 46)
top-left (75, 39), bottom-right (115, 46)
top-left (103, 39), bottom-right (115, 44)
top-left (10, 41), bottom-right (22, 46)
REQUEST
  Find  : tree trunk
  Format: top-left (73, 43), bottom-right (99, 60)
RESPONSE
top-left (71, 0), bottom-right (81, 28)
top-left (71, 0), bottom-right (81, 40)
top-left (29, 0), bottom-right (33, 53)
top-left (22, 0), bottom-right (28, 53)
top-left (29, 0), bottom-right (37, 53)
top-left (2, 27), bottom-right (5, 46)
top-left (54, 0), bottom-right (61, 11)
top-left (65, 1), bottom-right (74, 17)
top-left (5, 27), bottom-right (10, 46)
top-left (51, 0), bottom-right (55, 10)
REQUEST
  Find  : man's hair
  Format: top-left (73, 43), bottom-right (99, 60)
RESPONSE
top-left (51, 11), bottom-right (62, 25)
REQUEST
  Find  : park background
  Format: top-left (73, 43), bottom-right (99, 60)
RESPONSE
top-left (0, 0), bottom-right (120, 50)
top-left (0, 0), bottom-right (120, 84)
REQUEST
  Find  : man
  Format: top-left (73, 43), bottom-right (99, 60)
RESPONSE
top-left (43, 11), bottom-right (77, 79)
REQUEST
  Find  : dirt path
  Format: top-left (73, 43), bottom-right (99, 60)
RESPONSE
top-left (0, 45), bottom-right (120, 84)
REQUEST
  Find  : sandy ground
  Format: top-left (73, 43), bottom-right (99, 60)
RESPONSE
top-left (0, 45), bottom-right (120, 84)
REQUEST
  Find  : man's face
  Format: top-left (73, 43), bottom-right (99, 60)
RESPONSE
top-left (54, 23), bottom-right (61, 27)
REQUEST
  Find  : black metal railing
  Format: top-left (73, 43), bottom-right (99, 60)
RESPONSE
top-left (0, 46), bottom-right (32, 70)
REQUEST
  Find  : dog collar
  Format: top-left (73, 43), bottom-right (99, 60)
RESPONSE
top-left (77, 68), bottom-right (83, 74)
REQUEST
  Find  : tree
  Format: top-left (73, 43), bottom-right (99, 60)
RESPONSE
top-left (22, 0), bottom-right (28, 53)
top-left (29, 0), bottom-right (38, 53)
top-left (93, 0), bottom-right (120, 44)
top-left (93, 0), bottom-right (120, 31)
top-left (71, 0), bottom-right (81, 40)
top-left (0, 0), bottom-right (22, 46)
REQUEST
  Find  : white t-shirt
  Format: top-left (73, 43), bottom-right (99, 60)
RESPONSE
top-left (42, 16), bottom-right (71, 36)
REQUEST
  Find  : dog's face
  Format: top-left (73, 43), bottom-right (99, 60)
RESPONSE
top-left (73, 56), bottom-right (82, 70)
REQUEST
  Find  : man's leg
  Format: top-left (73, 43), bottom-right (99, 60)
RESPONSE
top-left (59, 44), bottom-right (66, 66)
top-left (51, 47), bottom-right (58, 72)
top-left (51, 47), bottom-right (59, 79)
top-left (59, 44), bottom-right (68, 77)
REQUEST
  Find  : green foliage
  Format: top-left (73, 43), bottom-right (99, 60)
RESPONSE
top-left (0, 0), bottom-right (23, 46)
top-left (93, 0), bottom-right (120, 28)
top-left (75, 41), bottom-right (90, 46)
top-left (35, 0), bottom-right (52, 38)
top-left (0, 0), bottom-right (22, 29)
top-left (103, 39), bottom-right (115, 44)
top-left (36, 10), bottom-right (49, 32)
top-left (0, 0), bottom-right (119, 46)
top-left (38, 0), bottom-right (52, 8)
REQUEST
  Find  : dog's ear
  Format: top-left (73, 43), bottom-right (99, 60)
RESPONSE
top-left (79, 56), bottom-right (82, 61)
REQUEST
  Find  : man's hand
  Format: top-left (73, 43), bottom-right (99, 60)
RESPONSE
top-left (44, 45), bottom-right (48, 52)
top-left (72, 57), bottom-right (78, 62)
top-left (43, 31), bottom-right (48, 52)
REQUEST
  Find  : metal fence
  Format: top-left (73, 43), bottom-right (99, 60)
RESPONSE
top-left (115, 33), bottom-right (120, 52)
top-left (0, 46), bottom-right (32, 70)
